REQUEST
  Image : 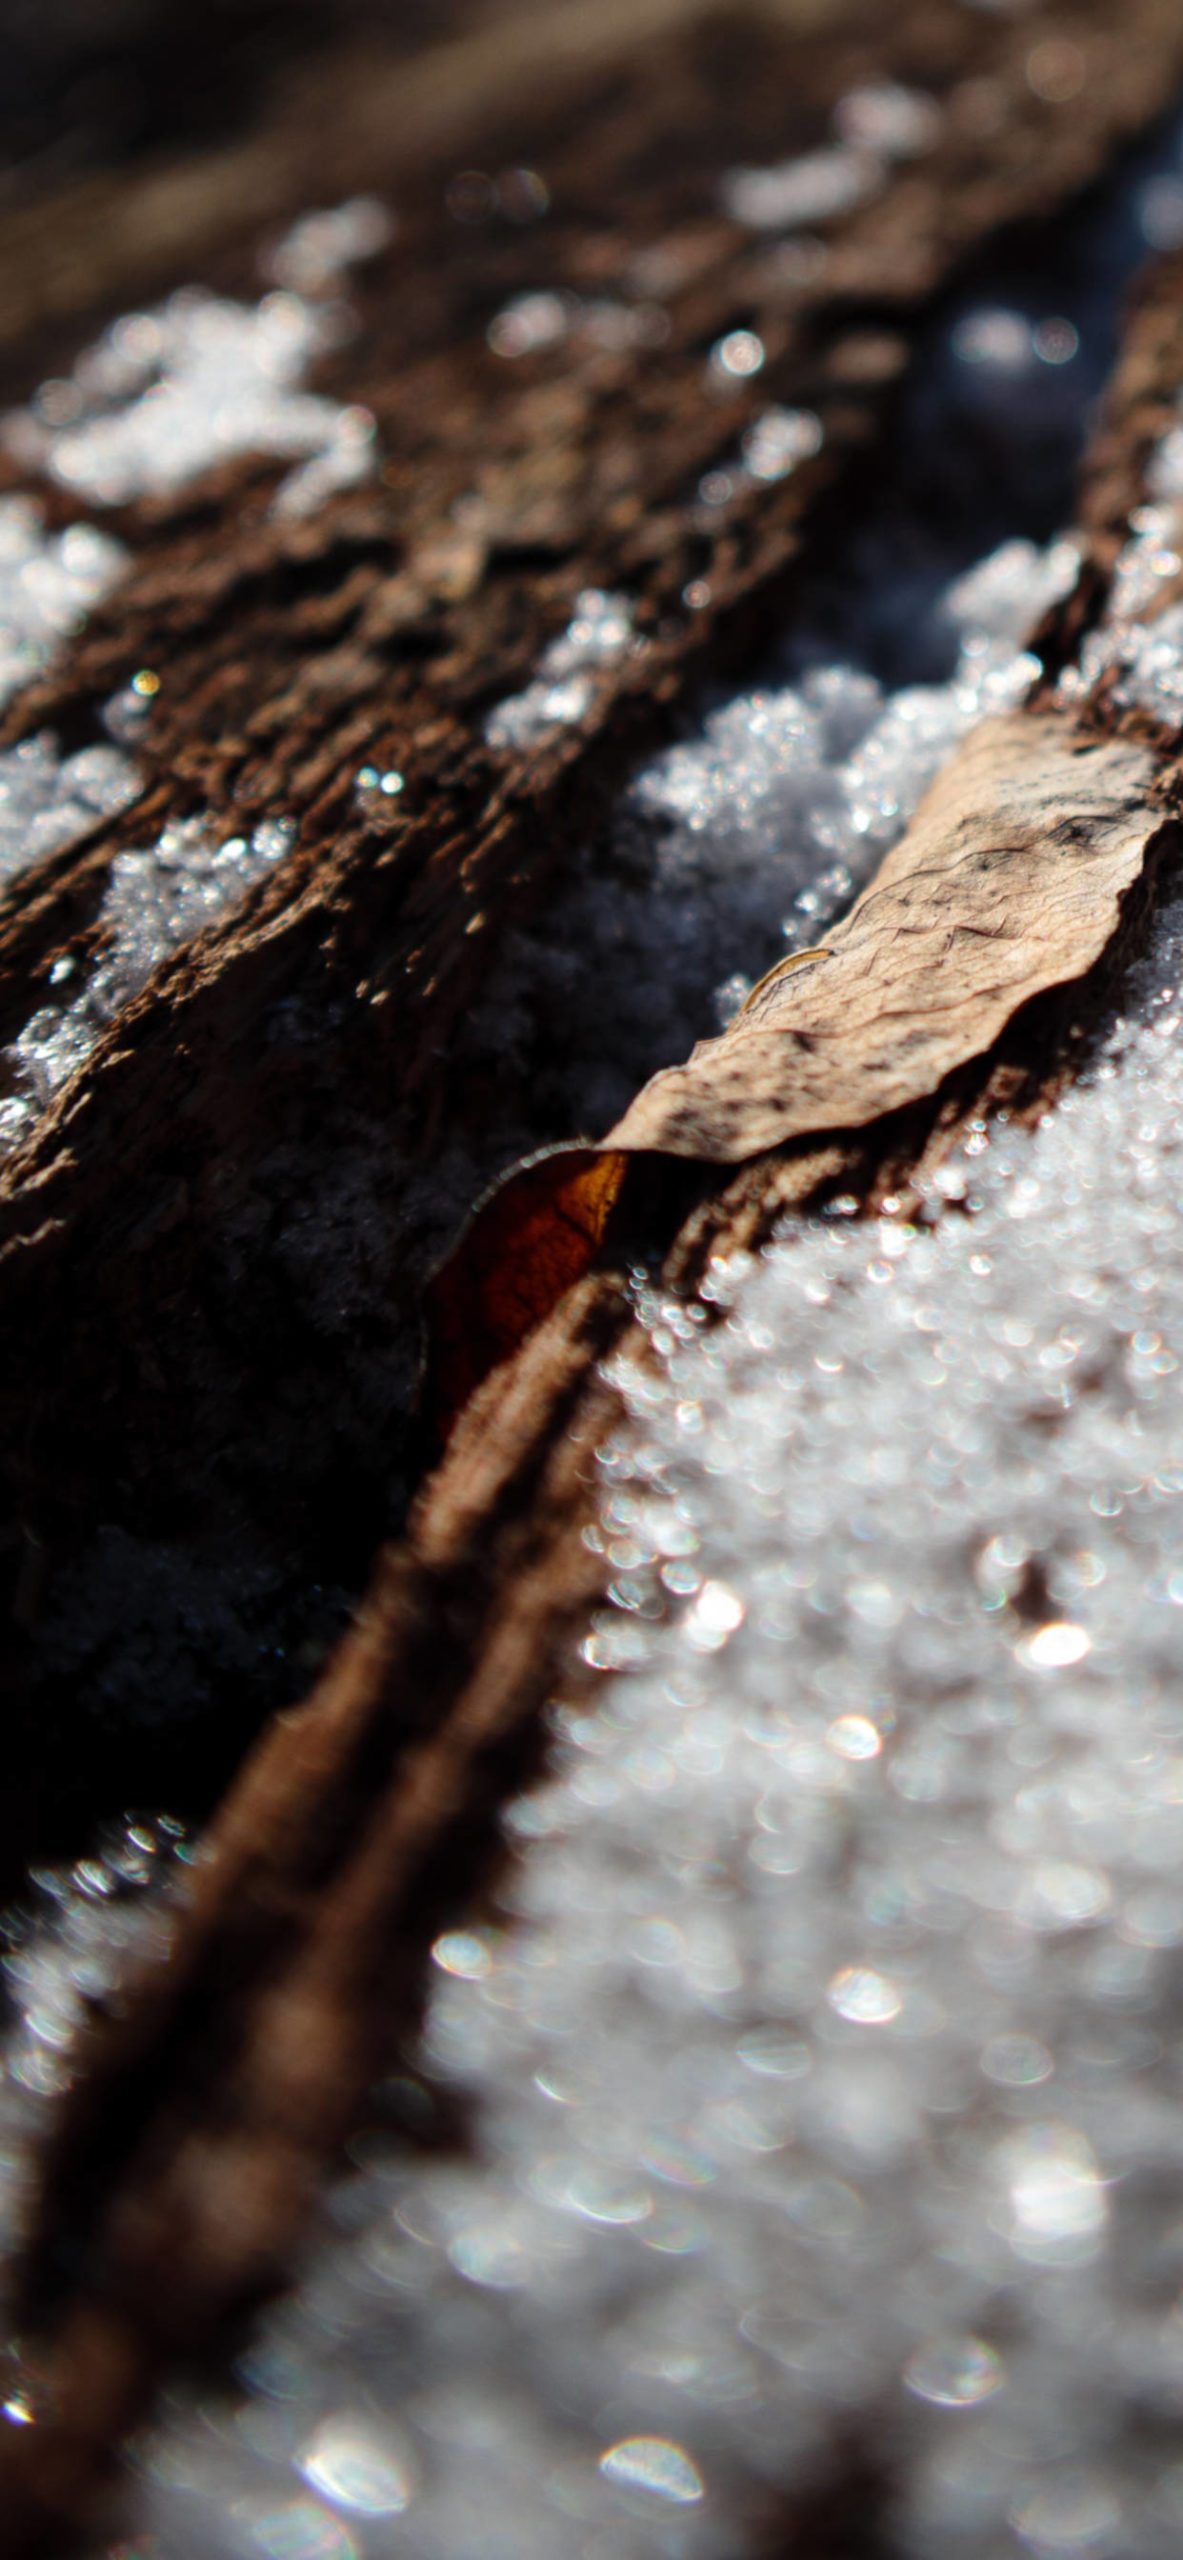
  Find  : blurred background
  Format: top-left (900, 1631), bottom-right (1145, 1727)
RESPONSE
top-left (0, 0), bottom-right (488, 197)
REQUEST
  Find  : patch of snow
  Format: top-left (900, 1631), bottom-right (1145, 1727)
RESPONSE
top-left (265, 197), bottom-right (393, 295)
top-left (484, 590), bottom-right (636, 749)
top-left (5, 287), bottom-right (375, 516)
top-left (0, 730), bottom-right (137, 894)
top-left (0, 1815), bottom-right (187, 2359)
top-left (0, 495), bottom-right (125, 712)
top-left (0, 812), bottom-right (295, 1155)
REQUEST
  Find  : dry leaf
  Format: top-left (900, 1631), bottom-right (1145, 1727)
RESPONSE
top-left (610, 714), bottom-right (1160, 1157)
top-left (429, 713), bottom-right (1164, 1426)
top-left (426, 1146), bottom-right (628, 1442)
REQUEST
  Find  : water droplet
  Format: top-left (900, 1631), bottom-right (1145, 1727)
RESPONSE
top-left (826, 1965), bottom-right (902, 2024)
top-left (598, 2437), bottom-right (705, 2504)
top-left (299, 2418), bottom-right (415, 2515)
top-left (826, 1713), bottom-right (882, 1760)
top-left (710, 329), bottom-right (765, 381)
top-left (903, 2334), bottom-right (1006, 2407)
top-left (431, 1931), bottom-right (494, 1979)
top-left (1019, 1621), bottom-right (1091, 1668)
top-left (1005, 2123), bottom-right (1108, 2264)
top-left (684, 1581), bottom-right (745, 1650)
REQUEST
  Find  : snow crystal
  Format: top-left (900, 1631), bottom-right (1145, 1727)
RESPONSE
top-left (0, 495), bottom-right (125, 712)
top-left (0, 1816), bottom-right (187, 2336)
top-left (0, 812), bottom-right (295, 1155)
top-left (0, 730), bottom-right (137, 892)
top-left (266, 196), bottom-right (393, 295)
top-left (5, 287), bottom-right (375, 516)
top-left (487, 291), bottom-right (669, 359)
top-left (722, 144), bottom-right (883, 233)
top-left (721, 75), bottom-right (939, 233)
top-left (483, 589), bottom-right (636, 748)
top-left (1063, 413), bottom-right (1183, 721)
top-left (737, 404), bottom-right (824, 483)
top-left (1050, 127), bottom-right (1183, 726)
top-left (833, 82), bottom-right (943, 160)
top-left (708, 327), bottom-right (765, 383)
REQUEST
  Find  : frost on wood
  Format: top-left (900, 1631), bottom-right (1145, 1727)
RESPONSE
top-left (720, 74), bottom-right (943, 233)
top-left (0, 735), bottom-right (135, 897)
top-left (483, 592), bottom-right (635, 750)
top-left (0, 499), bottom-right (124, 715)
top-left (0, 814), bottom-right (296, 1155)
top-left (4, 279), bottom-right (377, 517)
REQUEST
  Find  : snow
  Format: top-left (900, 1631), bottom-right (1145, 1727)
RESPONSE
top-left (4, 196), bottom-right (390, 517)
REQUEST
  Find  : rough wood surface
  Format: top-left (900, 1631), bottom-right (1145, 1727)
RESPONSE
top-left (0, 0), bottom-right (1181, 1901)
top-left (4, 3), bottom-right (1183, 2550)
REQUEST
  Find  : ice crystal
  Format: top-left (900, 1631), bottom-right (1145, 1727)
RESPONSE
top-left (721, 76), bottom-right (939, 234)
top-left (483, 589), bottom-right (636, 748)
top-left (0, 730), bottom-right (136, 892)
top-left (0, 813), bottom-right (295, 1154)
top-left (6, 287), bottom-right (375, 516)
top-left (0, 495), bottom-right (125, 712)
top-left (266, 197), bottom-right (393, 294)
top-left (487, 291), bottom-right (669, 359)
top-left (722, 143), bottom-right (883, 232)
top-left (0, 1816), bottom-right (186, 2307)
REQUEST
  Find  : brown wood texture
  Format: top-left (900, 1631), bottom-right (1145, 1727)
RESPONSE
top-left (0, 0), bottom-right (1180, 1893)
top-left (3, 4), bottom-right (1183, 2550)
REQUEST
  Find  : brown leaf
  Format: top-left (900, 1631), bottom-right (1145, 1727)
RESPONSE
top-left (610, 714), bottom-right (1160, 1156)
top-left (425, 1147), bottom-right (628, 1444)
top-left (428, 713), bottom-right (1164, 1423)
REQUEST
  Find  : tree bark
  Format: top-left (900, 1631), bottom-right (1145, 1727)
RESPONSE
top-left (1, 3), bottom-right (1183, 2549)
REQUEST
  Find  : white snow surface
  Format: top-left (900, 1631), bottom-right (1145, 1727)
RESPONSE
top-left (0, 813), bottom-right (295, 1155)
top-left (0, 495), bottom-right (126, 712)
top-left (484, 591), bottom-right (637, 749)
top-left (5, 282), bottom-right (376, 518)
top-left (0, 1817), bottom-right (188, 2349)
